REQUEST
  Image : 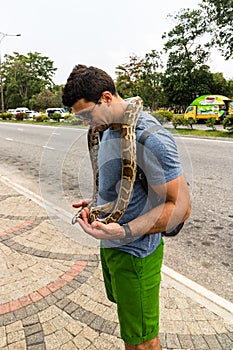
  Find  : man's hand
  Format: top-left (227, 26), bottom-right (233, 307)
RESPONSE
top-left (77, 218), bottom-right (125, 240)
top-left (72, 199), bottom-right (91, 225)
top-left (72, 199), bottom-right (91, 209)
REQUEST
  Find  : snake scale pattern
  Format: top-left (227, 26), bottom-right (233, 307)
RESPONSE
top-left (73, 96), bottom-right (143, 224)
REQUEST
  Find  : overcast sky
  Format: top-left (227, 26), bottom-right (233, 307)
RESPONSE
top-left (1, 0), bottom-right (232, 85)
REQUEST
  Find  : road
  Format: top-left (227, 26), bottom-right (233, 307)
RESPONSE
top-left (0, 122), bottom-right (232, 302)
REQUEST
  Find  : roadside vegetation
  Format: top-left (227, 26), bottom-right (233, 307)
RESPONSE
top-left (1, 110), bottom-right (232, 138)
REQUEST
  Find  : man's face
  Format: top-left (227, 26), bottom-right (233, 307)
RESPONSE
top-left (72, 97), bottom-right (113, 131)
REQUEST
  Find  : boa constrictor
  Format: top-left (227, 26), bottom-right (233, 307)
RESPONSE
top-left (72, 96), bottom-right (143, 224)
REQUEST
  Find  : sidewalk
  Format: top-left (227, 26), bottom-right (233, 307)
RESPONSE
top-left (0, 178), bottom-right (232, 350)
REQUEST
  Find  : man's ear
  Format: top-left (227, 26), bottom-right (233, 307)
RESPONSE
top-left (101, 91), bottom-right (113, 104)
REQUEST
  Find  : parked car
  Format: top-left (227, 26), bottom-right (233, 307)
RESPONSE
top-left (15, 107), bottom-right (30, 114)
top-left (25, 110), bottom-right (41, 119)
top-left (7, 109), bottom-right (17, 114)
top-left (7, 108), bottom-right (40, 119)
top-left (46, 108), bottom-right (67, 118)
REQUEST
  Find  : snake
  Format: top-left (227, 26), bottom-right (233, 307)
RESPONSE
top-left (72, 96), bottom-right (143, 225)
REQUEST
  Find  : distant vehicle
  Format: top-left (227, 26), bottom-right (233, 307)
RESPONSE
top-left (7, 109), bottom-right (16, 114)
top-left (46, 108), bottom-right (67, 118)
top-left (15, 107), bottom-right (30, 114)
top-left (184, 95), bottom-right (232, 121)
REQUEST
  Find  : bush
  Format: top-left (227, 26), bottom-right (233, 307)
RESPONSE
top-left (33, 114), bottom-right (49, 122)
top-left (64, 112), bottom-right (72, 120)
top-left (42, 115), bottom-right (50, 122)
top-left (186, 117), bottom-right (196, 129)
top-left (206, 117), bottom-right (217, 130)
top-left (223, 114), bottom-right (233, 133)
top-left (172, 115), bottom-right (186, 129)
top-left (156, 110), bottom-right (173, 121)
top-left (0, 112), bottom-right (13, 120)
top-left (15, 112), bottom-right (27, 120)
top-left (51, 112), bottom-right (61, 122)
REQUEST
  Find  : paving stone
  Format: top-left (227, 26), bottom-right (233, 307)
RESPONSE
top-left (159, 333), bottom-right (166, 348)
top-left (2, 313), bottom-right (17, 326)
top-left (60, 340), bottom-right (78, 350)
top-left (7, 329), bottom-right (24, 344)
top-left (26, 331), bottom-right (44, 346)
top-left (63, 301), bottom-right (79, 315)
top-left (75, 275), bottom-right (89, 284)
top-left (166, 333), bottom-right (181, 349)
top-left (73, 334), bottom-right (91, 349)
top-left (191, 335), bottom-right (209, 350)
top-left (27, 344), bottom-right (46, 350)
top-left (14, 308), bottom-right (28, 321)
top-left (7, 339), bottom-right (26, 350)
top-left (25, 304), bottom-right (40, 317)
top-left (22, 315), bottom-right (39, 327)
top-left (90, 315), bottom-right (105, 332)
top-left (34, 299), bottom-right (50, 312)
top-left (178, 334), bottom-right (195, 349)
top-left (71, 306), bottom-right (86, 320)
top-left (100, 320), bottom-right (118, 336)
top-left (78, 310), bottom-right (96, 326)
top-left (203, 334), bottom-right (222, 350)
top-left (24, 323), bottom-right (42, 336)
top-left (216, 333), bottom-right (233, 350)
top-left (56, 298), bottom-right (71, 310)
top-left (52, 289), bottom-right (67, 300)
top-left (61, 285), bottom-right (76, 295)
top-left (44, 294), bottom-right (57, 306)
top-left (68, 279), bottom-right (82, 290)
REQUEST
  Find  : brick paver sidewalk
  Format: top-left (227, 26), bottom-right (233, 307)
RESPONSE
top-left (0, 179), bottom-right (232, 350)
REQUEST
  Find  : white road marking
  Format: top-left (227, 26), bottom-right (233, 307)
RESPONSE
top-left (42, 145), bottom-right (55, 150)
top-left (178, 136), bottom-right (233, 144)
top-left (5, 138), bottom-right (14, 141)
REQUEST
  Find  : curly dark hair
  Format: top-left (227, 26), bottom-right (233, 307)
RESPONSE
top-left (62, 64), bottom-right (117, 107)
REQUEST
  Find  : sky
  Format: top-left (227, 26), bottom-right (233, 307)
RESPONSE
top-left (1, 0), bottom-right (232, 85)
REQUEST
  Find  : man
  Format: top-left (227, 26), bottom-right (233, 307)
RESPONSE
top-left (62, 65), bottom-right (191, 350)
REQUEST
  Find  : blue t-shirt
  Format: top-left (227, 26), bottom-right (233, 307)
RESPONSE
top-left (98, 112), bottom-right (183, 257)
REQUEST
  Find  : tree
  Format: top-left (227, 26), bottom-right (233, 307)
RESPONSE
top-left (115, 50), bottom-right (165, 109)
top-left (1, 52), bottom-right (57, 109)
top-left (209, 73), bottom-right (232, 96)
top-left (140, 50), bottom-right (165, 109)
top-left (115, 55), bottom-right (145, 98)
top-left (29, 86), bottom-right (63, 111)
top-left (201, 0), bottom-right (233, 59)
top-left (162, 8), bottom-right (211, 106)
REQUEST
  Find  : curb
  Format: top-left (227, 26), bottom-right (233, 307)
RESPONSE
top-left (162, 265), bottom-right (233, 324)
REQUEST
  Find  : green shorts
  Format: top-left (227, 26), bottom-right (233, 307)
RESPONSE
top-left (100, 239), bottom-right (164, 345)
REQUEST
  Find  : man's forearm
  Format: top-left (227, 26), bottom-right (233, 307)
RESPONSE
top-left (128, 200), bottom-right (190, 237)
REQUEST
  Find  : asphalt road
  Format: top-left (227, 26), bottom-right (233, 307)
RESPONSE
top-left (0, 122), bottom-right (232, 302)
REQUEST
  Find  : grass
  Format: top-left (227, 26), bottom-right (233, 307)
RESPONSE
top-left (0, 119), bottom-right (87, 127)
top-left (1, 119), bottom-right (233, 138)
top-left (168, 127), bottom-right (233, 138)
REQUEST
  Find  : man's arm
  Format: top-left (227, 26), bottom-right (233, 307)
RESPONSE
top-left (76, 173), bottom-right (191, 240)
top-left (129, 173), bottom-right (191, 236)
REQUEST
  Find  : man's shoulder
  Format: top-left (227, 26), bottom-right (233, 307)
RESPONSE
top-left (136, 111), bottom-right (172, 144)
